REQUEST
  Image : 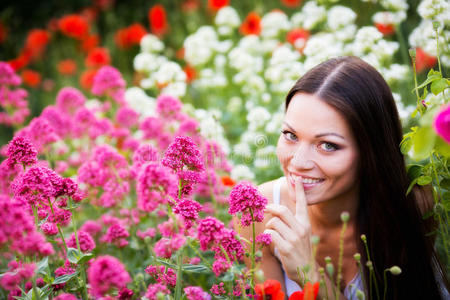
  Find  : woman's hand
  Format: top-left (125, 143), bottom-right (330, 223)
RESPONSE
top-left (264, 176), bottom-right (319, 285)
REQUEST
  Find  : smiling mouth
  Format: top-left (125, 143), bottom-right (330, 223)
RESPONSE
top-left (288, 173), bottom-right (324, 189)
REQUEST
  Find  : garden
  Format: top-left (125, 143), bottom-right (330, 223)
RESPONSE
top-left (0, 0), bottom-right (448, 299)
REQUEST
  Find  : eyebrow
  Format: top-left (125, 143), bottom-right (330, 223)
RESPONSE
top-left (283, 121), bottom-right (346, 140)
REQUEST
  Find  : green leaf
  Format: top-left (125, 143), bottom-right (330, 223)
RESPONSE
top-left (156, 258), bottom-right (177, 269)
top-left (77, 253), bottom-right (94, 265)
top-left (52, 271), bottom-right (79, 284)
top-left (440, 178), bottom-right (450, 190)
top-left (181, 264), bottom-right (210, 273)
top-left (435, 136), bottom-right (450, 157)
top-left (400, 137), bottom-right (412, 154)
top-left (220, 271), bottom-right (235, 282)
top-left (407, 164), bottom-right (423, 181)
top-left (67, 247), bottom-right (83, 264)
top-left (430, 78), bottom-right (448, 95)
top-left (417, 175), bottom-right (432, 185)
top-left (412, 73), bottom-right (441, 92)
top-left (406, 178), bottom-right (418, 195)
top-left (410, 126), bottom-right (436, 161)
top-left (36, 257), bottom-right (49, 276)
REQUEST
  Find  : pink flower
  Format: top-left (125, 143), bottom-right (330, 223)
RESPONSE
top-left (16, 117), bottom-right (59, 152)
top-left (48, 207), bottom-right (72, 226)
top-left (54, 265), bottom-right (76, 290)
top-left (11, 232), bottom-right (54, 257)
top-left (91, 66), bottom-right (126, 104)
top-left (118, 287), bottom-right (134, 300)
top-left (80, 220), bottom-right (102, 236)
top-left (173, 198), bottom-right (202, 228)
top-left (197, 217), bottom-right (225, 251)
top-left (136, 227), bottom-right (156, 239)
top-left (41, 106), bottom-right (72, 138)
top-left (145, 283), bottom-right (171, 300)
top-left (67, 231), bottom-right (96, 252)
top-left (434, 105), bottom-right (450, 144)
top-left (212, 257), bottom-right (231, 276)
top-left (87, 255), bottom-right (131, 298)
top-left (0, 262), bottom-right (35, 291)
top-left (137, 162), bottom-right (178, 212)
top-left (156, 94), bottom-right (182, 120)
top-left (184, 286), bottom-right (210, 300)
top-left (116, 107), bottom-right (139, 128)
top-left (228, 181), bottom-right (268, 227)
top-left (256, 233), bottom-right (272, 246)
top-left (131, 144), bottom-right (159, 176)
top-left (154, 238), bottom-right (173, 258)
top-left (211, 282), bottom-right (226, 296)
top-left (213, 228), bottom-right (244, 262)
top-left (55, 87), bottom-right (86, 115)
top-left (162, 136), bottom-right (205, 172)
top-left (41, 222), bottom-right (58, 236)
top-left (178, 170), bottom-right (202, 196)
top-left (101, 223), bottom-right (129, 247)
top-left (54, 294), bottom-right (79, 300)
top-left (6, 136), bottom-right (37, 168)
top-left (0, 62), bottom-right (21, 86)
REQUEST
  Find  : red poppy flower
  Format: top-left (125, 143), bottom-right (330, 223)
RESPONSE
top-left (85, 47), bottom-right (111, 68)
top-left (375, 23), bottom-right (395, 36)
top-left (59, 14), bottom-right (90, 40)
top-left (80, 7), bottom-right (98, 24)
top-left (281, 0), bottom-right (302, 7)
top-left (8, 50), bottom-right (32, 71)
top-left (415, 47), bottom-right (437, 73)
top-left (0, 21), bottom-right (8, 44)
top-left (255, 279), bottom-right (285, 300)
top-left (148, 4), bottom-right (168, 36)
top-left (289, 282), bottom-right (320, 300)
top-left (240, 12), bottom-right (261, 36)
top-left (57, 59), bottom-right (77, 75)
top-left (286, 28), bottom-right (309, 53)
top-left (221, 175), bottom-right (235, 187)
top-left (21, 69), bottom-right (41, 88)
top-left (80, 69), bottom-right (98, 91)
top-left (25, 29), bottom-right (51, 60)
top-left (80, 34), bottom-right (100, 53)
top-left (208, 0), bottom-right (229, 11)
top-left (115, 23), bottom-right (147, 49)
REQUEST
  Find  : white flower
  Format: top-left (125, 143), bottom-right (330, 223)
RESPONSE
top-left (153, 61), bottom-right (186, 85)
top-left (233, 143), bottom-right (252, 157)
top-left (265, 110), bottom-right (284, 134)
top-left (230, 164), bottom-right (255, 181)
top-left (161, 82), bottom-right (186, 98)
top-left (215, 6), bottom-right (240, 28)
top-left (382, 64), bottom-right (409, 84)
top-left (247, 106), bottom-right (271, 131)
top-left (291, 2), bottom-right (326, 30)
top-left (351, 26), bottom-right (383, 55)
top-left (124, 87), bottom-right (155, 117)
top-left (334, 25), bottom-right (357, 42)
top-left (134, 53), bottom-right (165, 73)
top-left (327, 6), bottom-right (356, 30)
top-left (184, 26), bottom-right (218, 66)
top-left (227, 97), bottom-right (242, 113)
top-left (417, 0), bottom-right (449, 20)
top-left (261, 11), bottom-right (291, 38)
top-left (140, 34), bottom-right (164, 53)
top-left (241, 75), bottom-right (266, 95)
top-left (409, 20), bottom-right (447, 57)
top-left (255, 146), bottom-right (277, 169)
top-left (372, 40), bottom-right (399, 61)
top-left (270, 45), bottom-right (301, 66)
top-left (380, 0), bottom-right (409, 12)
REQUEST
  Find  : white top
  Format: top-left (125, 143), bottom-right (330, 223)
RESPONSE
top-left (272, 177), bottom-right (363, 299)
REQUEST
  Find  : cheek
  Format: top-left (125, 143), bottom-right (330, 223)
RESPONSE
top-left (276, 137), bottom-right (291, 166)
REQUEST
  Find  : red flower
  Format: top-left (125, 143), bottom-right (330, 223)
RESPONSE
top-left (255, 279), bottom-right (285, 300)
top-left (80, 69), bottom-right (98, 91)
top-left (80, 7), bottom-right (99, 24)
top-left (21, 69), bottom-right (41, 88)
top-left (115, 23), bottom-right (147, 49)
top-left (80, 34), bottom-right (100, 53)
top-left (208, 0), bottom-right (229, 11)
top-left (289, 282), bottom-right (320, 300)
top-left (85, 47), bottom-right (111, 68)
top-left (0, 21), bottom-right (8, 44)
top-left (281, 0), bottom-right (302, 7)
top-left (221, 175), bottom-right (235, 187)
top-left (286, 28), bottom-right (309, 53)
top-left (415, 47), bottom-right (437, 73)
top-left (8, 49), bottom-right (32, 70)
top-left (93, 0), bottom-right (115, 10)
top-left (57, 59), bottom-right (77, 75)
top-left (375, 23), bottom-right (395, 35)
top-left (148, 5), bottom-right (168, 36)
top-left (240, 12), bottom-right (261, 36)
top-left (183, 65), bottom-right (196, 83)
top-left (25, 29), bottom-right (51, 60)
top-left (59, 14), bottom-right (90, 40)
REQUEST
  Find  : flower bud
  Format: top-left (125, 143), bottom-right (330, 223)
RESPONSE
top-left (157, 292), bottom-right (165, 300)
top-left (340, 211), bottom-right (350, 222)
top-left (409, 48), bottom-right (416, 61)
top-left (318, 267), bottom-right (325, 275)
top-left (360, 234), bottom-right (367, 243)
top-left (256, 269), bottom-right (265, 282)
top-left (366, 261), bottom-right (373, 270)
top-left (432, 21), bottom-right (440, 30)
top-left (311, 235), bottom-right (320, 245)
top-left (326, 263), bottom-right (334, 277)
top-left (144, 236), bottom-right (152, 244)
top-left (389, 266), bottom-right (402, 275)
top-left (135, 273), bottom-right (144, 282)
top-left (353, 253), bottom-right (361, 262)
top-left (324, 256), bottom-right (332, 264)
top-left (356, 289), bottom-right (366, 300)
top-left (255, 250), bottom-right (263, 259)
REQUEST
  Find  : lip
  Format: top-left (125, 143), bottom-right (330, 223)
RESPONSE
top-left (287, 172), bottom-right (324, 191)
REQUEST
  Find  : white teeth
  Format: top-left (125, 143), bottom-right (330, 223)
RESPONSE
top-left (290, 174), bottom-right (322, 184)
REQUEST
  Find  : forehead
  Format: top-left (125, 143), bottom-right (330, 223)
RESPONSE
top-left (285, 93), bottom-right (352, 136)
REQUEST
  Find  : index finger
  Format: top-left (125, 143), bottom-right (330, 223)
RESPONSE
top-left (295, 176), bottom-right (310, 223)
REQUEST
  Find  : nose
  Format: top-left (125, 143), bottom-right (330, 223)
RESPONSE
top-left (291, 144), bottom-right (314, 170)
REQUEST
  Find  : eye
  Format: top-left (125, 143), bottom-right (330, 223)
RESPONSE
top-left (281, 130), bottom-right (298, 142)
top-left (319, 142), bottom-right (340, 152)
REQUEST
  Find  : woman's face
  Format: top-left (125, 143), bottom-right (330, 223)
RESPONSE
top-left (276, 93), bottom-right (360, 205)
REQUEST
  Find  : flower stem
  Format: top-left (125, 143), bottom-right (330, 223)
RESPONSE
top-left (174, 250), bottom-right (183, 300)
top-left (71, 204), bottom-right (88, 300)
top-left (383, 269), bottom-right (389, 300)
top-left (250, 210), bottom-right (256, 296)
top-left (336, 220), bottom-right (347, 295)
top-left (48, 198), bottom-right (68, 253)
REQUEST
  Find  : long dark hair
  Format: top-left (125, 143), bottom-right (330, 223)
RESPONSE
top-left (285, 56), bottom-right (448, 299)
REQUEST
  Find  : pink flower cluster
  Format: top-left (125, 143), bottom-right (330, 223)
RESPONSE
top-left (145, 265), bottom-right (177, 286)
top-left (67, 231), bottom-right (96, 252)
top-left (92, 66), bottom-right (126, 104)
top-left (0, 62), bottom-right (30, 126)
top-left (0, 261), bottom-right (35, 291)
top-left (87, 255), bottom-right (131, 298)
top-left (184, 286), bottom-right (211, 300)
top-left (228, 181), bottom-right (268, 227)
top-left (5, 136), bottom-right (37, 168)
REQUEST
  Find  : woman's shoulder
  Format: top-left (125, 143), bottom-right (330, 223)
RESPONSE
top-left (258, 178), bottom-right (282, 204)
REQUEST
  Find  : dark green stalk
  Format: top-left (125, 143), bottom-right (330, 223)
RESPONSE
top-left (383, 269), bottom-right (389, 300)
top-left (250, 210), bottom-right (256, 296)
top-left (174, 251), bottom-right (183, 300)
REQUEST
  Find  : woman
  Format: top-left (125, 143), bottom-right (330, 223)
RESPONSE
top-left (238, 56), bottom-right (449, 299)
